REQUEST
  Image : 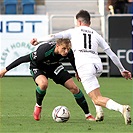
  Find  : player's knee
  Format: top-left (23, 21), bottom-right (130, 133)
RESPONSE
top-left (70, 86), bottom-right (79, 94)
top-left (35, 75), bottom-right (48, 90)
top-left (38, 81), bottom-right (48, 90)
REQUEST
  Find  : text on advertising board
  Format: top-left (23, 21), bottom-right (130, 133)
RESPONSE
top-left (0, 21), bottom-right (42, 33)
top-left (117, 49), bottom-right (133, 64)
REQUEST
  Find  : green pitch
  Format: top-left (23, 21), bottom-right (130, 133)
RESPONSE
top-left (0, 77), bottom-right (132, 133)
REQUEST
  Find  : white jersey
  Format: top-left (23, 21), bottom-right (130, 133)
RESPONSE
top-left (55, 26), bottom-right (109, 52)
top-left (54, 26), bottom-right (110, 69)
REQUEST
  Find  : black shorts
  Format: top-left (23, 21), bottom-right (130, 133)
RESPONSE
top-left (30, 64), bottom-right (72, 86)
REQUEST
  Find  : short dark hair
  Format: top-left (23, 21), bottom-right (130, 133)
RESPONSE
top-left (76, 10), bottom-right (90, 24)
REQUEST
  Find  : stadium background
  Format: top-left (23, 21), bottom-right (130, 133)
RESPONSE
top-left (0, 0), bottom-right (132, 76)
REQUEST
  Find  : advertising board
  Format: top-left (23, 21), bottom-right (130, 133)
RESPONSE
top-left (0, 15), bottom-right (48, 76)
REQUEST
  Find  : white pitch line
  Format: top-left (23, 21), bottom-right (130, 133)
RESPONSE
top-left (0, 114), bottom-right (33, 117)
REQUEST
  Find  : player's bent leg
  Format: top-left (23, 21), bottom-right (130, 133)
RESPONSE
top-left (73, 90), bottom-right (95, 121)
top-left (33, 75), bottom-right (48, 121)
top-left (64, 78), bottom-right (95, 121)
top-left (88, 88), bottom-right (109, 122)
top-left (80, 72), bottom-right (105, 122)
top-left (89, 89), bottom-right (132, 124)
top-left (33, 86), bottom-right (46, 121)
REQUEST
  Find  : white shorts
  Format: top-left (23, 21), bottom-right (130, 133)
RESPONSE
top-left (77, 63), bottom-right (103, 94)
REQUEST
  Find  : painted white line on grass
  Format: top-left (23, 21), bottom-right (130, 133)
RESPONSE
top-left (0, 114), bottom-right (33, 117)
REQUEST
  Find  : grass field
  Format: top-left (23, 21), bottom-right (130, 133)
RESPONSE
top-left (0, 77), bottom-right (133, 133)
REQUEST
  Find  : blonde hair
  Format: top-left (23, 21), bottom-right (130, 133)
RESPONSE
top-left (56, 38), bottom-right (71, 47)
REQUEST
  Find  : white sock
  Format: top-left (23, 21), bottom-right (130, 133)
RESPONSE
top-left (92, 100), bottom-right (103, 113)
top-left (36, 103), bottom-right (42, 107)
top-left (106, 99), bottom-right (123, 114)
top-left (95, 105), bottom-right (103, 113)
top-left (85, 113), bottom-right (91, 117)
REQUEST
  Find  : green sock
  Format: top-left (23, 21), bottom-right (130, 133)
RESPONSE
top-left (36, 86), bottom-right (46, 106)
top-left (74, 90), bottom-right (90, 114)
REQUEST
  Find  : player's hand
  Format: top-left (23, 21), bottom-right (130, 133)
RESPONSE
top-left (0, 68), bottom-right (7, 78)
top-left (121, 70), bottom-right (132, 80)
top-left (75, 72), bottom-right (81, 82)
top-left (30, 38), bottom-right (39, 46)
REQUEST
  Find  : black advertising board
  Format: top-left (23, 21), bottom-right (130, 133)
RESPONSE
top-left (108, 15), bottom-right (133, 76)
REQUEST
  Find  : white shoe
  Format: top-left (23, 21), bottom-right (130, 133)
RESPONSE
top-left (95, 111), bottom-right (104, 122)
top-left (122, 105), bottom-right (131, 125)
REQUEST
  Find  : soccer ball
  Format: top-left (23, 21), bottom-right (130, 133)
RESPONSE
top-left (52, 106), bottom-right (70, 122)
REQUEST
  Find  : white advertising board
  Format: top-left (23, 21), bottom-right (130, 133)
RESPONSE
top-left (0, 15), bottom-right (48, 76)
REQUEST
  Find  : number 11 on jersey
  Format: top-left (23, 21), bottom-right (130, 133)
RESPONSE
top-left (83, 33), bottom-right (91, 49)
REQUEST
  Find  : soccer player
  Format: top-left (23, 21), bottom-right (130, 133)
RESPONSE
top-left (30, 10), bottom-right (132, 125)
top-left (0, 38), bottom-right (95, 121)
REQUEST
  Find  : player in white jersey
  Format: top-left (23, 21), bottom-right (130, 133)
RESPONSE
top-left (30, 10), bottom-right (132, 125)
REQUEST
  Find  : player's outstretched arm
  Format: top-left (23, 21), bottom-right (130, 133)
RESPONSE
top-left (0, 68), bottom-right (7, 78)
top-left (121, 70), bottom-right (132, 80)
top-left (30, 35), bottom-right (56, 46)
top-left (0, 55), bottom-right (31, 78)
top-left (30, 31), bottom-right (68, 46)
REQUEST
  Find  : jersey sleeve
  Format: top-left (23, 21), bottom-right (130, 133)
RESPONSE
top-left (30, 44), bottom-right (49, 62)
top-left (6, 54), bottom-right (31, 71)
top-left (39, 29), bottom-right (73, 42)
top-left (96, 32), bottom-right (110, 51)
top-left (54, 29), bottom-right (72, 39)
top-left (104, 48), bottom-right (125, 72)
top-left (96, 33), bottom-right (125, 72)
